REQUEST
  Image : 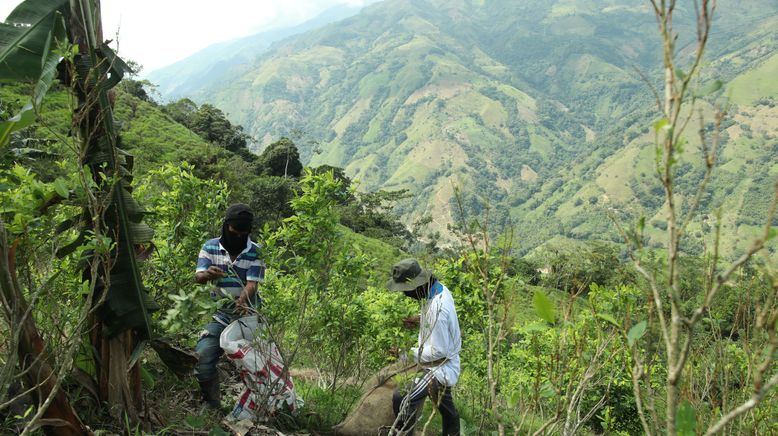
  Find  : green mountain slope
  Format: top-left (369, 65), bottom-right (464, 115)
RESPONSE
top-left (176, 0), bottom-right (777, 255)
top-left (146, 4), bottom-right (367, 101)
top-left (1, 81), bottom-right (409, 267)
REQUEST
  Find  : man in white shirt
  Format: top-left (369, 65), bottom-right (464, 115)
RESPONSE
top-left (387, 258), bottom-right (461, 435)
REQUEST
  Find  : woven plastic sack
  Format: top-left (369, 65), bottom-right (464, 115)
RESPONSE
top-left (333, 361), bottom-right (417, 435)
top-left (219, 316), bottom-right (302, 421)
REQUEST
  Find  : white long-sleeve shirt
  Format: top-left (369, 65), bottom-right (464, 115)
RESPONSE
top-left (413, 281), bottom-right (462, 386)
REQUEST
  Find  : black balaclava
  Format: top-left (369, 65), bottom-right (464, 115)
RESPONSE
top-left (403, 277), bottom-right (434, 300)
top-left (220, 203), bottom-right (253, 257)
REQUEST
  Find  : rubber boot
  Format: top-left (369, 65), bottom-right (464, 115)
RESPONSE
top-left (198, 376), bottom-right (221, 410)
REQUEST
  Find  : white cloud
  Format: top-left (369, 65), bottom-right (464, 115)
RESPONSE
top-left (1, 0), bottom-right (370, 73)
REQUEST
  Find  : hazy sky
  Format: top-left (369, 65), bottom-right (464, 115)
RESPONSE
top-left (0, 0), bottom-right (370, 74)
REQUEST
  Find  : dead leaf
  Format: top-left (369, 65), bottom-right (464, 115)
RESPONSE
top-left (224, 418), bottom-right (254, 436)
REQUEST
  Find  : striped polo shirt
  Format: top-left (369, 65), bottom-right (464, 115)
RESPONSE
top-left (196, 237), bottom-right (265, 299)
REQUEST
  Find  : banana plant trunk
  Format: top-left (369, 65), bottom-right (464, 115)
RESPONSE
top-left (67, 0), bottom-right (142, 422)
top-left (94, 328), bottom-right (142, 421)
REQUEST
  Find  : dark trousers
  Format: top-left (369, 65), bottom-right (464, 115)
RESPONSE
top-left (392, 370), bottom-right (460, 435)
top-left (194, 319), bottom-right (226, 382)
top-left (195, 299), bottom-right (259, 382)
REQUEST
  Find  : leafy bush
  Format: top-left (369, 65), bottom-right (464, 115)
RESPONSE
top-left (260, 170), bottom-right (380, 390)
top-left (135, 162), bottom-right (229, 338)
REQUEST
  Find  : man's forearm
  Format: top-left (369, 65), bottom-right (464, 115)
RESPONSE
top-left (243, 281), bottom-right (257, 297)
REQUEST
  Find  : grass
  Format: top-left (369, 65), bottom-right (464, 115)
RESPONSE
top-left (312, 137), bottom-right (349, 169)
top-left (248, 46), bottom-right (345, 89)
top-left (463, 118), bottom-right (504, 149)
top-left (479, 97), bottom-right (508, 131)
top-left (250, 60), bottom-right (284, 88)
top-left (548, 15), bottom-right (596, 36)
top-left (549, 3), bottom-right (577, 17)
top-left (728, 52), bottom-right (778, 105)
top-left (331, 97), bottom-right (370, 136)
top-left (364, 96), bottom-right (402, 143)
top-left (345, 154), bottom-right (382, 186)
top-left (281, 380), bottom-right (363, 432)
top-left (383, 162), bottom-right (430, 191)
top-left (594, 143), bottom-right (640, 203)
top-left (359, 70), bottom-right (392, 98)
top-left (397, 15), bottom-right (438, 36)
top-left (445, 89), bottom-right (492, 116)
top-left (527, 125), bottom-right (553, 158)
top-left (339, 224), bottom-right (406, 285)
top-left (472, 46), bottom-right (506, 70)
top-left (495, 83), bottom-right (537, 116)
top-left (394, 34), bottom-right (435, 56)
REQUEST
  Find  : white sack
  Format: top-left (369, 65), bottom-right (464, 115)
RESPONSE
top-left (220, 316), bottom-right (302, 421)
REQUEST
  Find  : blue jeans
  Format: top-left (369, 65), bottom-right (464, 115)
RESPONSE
top-left (194, 319), bottom-right (227, 382)
top-left (194, 296), bottom-right (259, 382)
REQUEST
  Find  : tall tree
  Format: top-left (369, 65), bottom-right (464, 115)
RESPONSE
top-left (256, 137), bottom-right (302, 178)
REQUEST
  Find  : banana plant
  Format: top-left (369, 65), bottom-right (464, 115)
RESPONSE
top-left (1, 0), bottom-right (156, 342)
top-left (0, 0), bottom-right (158, 429)
top-left (1, 0), bottom-right (157, 338)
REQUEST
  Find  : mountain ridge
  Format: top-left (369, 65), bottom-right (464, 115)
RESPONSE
top-left (146, 3), bottom-right (370, 101)
top-left (152, 0), bottom-right (778, 255)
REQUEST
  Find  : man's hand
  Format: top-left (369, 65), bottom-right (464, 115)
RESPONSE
top-left (207, 266), bottom-right (225, 280)
top-left (387, 347), bottom-right (411, 363)
top-left (235, 281), bottom-right (257, 315)
top-left (235, 292), bottom-right (250, 315)
top-left (403, 315), bottom-right (420, 329)
top-left (195, 266), bottom-right (225, 284)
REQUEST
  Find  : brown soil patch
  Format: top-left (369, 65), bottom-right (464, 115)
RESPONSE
top-left (521, 165), bottom-right (538, 182)
top-left (405, 82), bottom-right (471, 105)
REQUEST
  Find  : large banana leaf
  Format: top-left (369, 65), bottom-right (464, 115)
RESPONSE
top-left (0, 0), bottom-right (68, 82)
top-left (0, 102), bottom-right (36, 147)
top-left (0, 2), bottom-right (67, 147)
top-left (84, 43), bottom-right (157, 339)
top-left (97, 184), bottom-right (158, 338)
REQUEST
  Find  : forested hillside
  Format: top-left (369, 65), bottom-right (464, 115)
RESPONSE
top-left (172, 0), bottom-right (778, 256)
top-left (2, 1), bottom-right (777, 435)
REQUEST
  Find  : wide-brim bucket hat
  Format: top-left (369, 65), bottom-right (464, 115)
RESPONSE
top-left (386, 258), bottom-right (432, 292)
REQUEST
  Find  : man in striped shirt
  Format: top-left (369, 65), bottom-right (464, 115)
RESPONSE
top-left (194, 203), bottom-right (265, 410)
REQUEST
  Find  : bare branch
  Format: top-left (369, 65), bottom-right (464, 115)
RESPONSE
top-left (632, 65), bottom-right (663, 112)
top-left (609, 211), bottom-right (672, 351)
top-left (704, 371), bottom-right (778, 436)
